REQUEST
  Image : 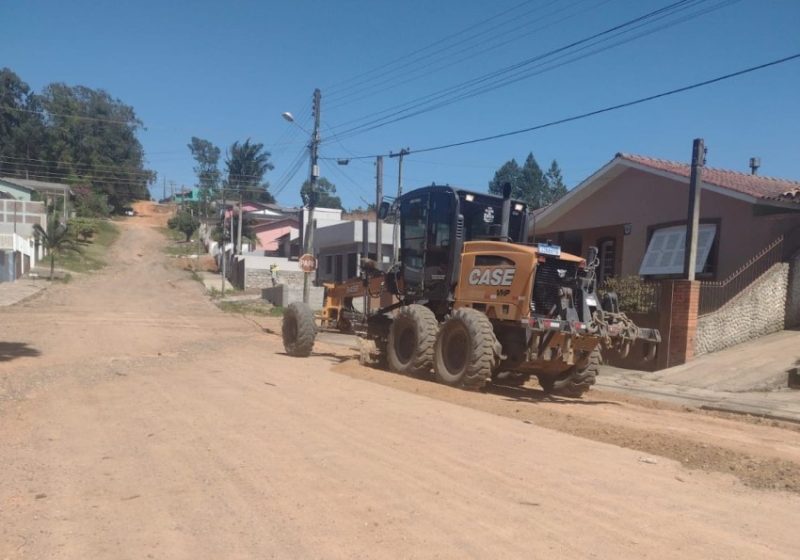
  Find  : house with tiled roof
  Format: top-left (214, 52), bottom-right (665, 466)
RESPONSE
top-left (535, 152), bottom-right (800, 283)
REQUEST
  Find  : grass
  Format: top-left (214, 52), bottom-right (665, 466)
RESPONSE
top-left (216, 300), bottom-right (284, 317)
top-left (161, 227), bottom-right (202, 257)
top-left (52, 220), bottom-right (120, 274)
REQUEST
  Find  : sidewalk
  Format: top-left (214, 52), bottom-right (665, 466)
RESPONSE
top-left (0, 278), bottom-right (47, 307)
top-left (599, 330), bottom-right (800, 423)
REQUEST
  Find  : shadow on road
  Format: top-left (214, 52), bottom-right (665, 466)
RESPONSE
top-left (0, 342), bottom-right (41, 362)
top-left (487, 383), bottom-right (620, 406)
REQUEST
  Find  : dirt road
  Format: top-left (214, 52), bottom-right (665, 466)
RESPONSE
top-left (1, 203), bottom-right (799, 559)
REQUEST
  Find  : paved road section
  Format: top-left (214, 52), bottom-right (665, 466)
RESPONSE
top-left (1, 203), bottom-right (799, 559)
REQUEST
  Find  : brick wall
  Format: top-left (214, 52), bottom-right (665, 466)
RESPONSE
top-left (696, 263), bottom-right (789, 356)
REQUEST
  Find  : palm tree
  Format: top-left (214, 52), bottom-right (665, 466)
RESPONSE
top-left (224, 139), bottom-right (275, 202)
top-left (33, 216), bottom-right (80, 279)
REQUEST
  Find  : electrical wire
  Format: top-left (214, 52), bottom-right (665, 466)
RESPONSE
top-left (326, 0), bottom-right (719, 139)
top-left (320, 52), bottom-right (800, 160)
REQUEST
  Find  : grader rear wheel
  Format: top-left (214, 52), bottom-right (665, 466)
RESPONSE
top-left (282, 302), bottom-right (317, 357)
top-left (386, 304), bottom-right (438, 375)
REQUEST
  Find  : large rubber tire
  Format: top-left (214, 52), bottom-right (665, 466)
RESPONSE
top-left (386, 304), bottom-right (438, 375)
top-left (282, 302), bottom-right (317, 357)
top-left (434, 308), bottom-right (499, 390)
top-left (538, 347), bottom-right (600, 398)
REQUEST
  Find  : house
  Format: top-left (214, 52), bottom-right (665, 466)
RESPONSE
top-left (0, 198), bottom-right (47, 281)
top-left (534, 153), bottom-right (800, 284)
top-left (0, 177), bottom-right (72, 218)
top-left (534, 152), bottom-right (800, 369)
top-left (250, 216), bottom-right (299, 253)
top-left (315, 220), bottom-right (395, 283)
top-left (0, 178), bottom-right (37, 201)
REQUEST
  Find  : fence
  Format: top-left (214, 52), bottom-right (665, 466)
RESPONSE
top-left (698, 236), bottom-right (784, 316)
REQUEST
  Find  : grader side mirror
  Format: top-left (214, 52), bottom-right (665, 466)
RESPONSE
top-left (378, 201), bottom-right (391, 220)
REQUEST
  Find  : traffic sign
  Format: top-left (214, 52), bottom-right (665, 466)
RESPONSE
top-left (299, 254), bottom-right (317, 273)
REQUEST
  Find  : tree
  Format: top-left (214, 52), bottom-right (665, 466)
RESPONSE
top-left (38, 82), bottom-right (155, 210)
top-left (188, 137), bottom-right (221, 210)
top-left (224, 139), bottom-right (275, 202)
top-left (0, 68), bottom-right (47, 178)
top-left (520, 153), bottom-right (548, 208)
top-left (488, 153), bottom-right (567, 209)
top-left (488, 158), bottom-right (522, 199)
top-left (301, 177), bottom-right (342, 209)
top-left (544, 159), bottom-right (567, 204)
top-left (33, 216), bottom-right (81, 279)
top-left (167, 209), bottom-right (200, 242)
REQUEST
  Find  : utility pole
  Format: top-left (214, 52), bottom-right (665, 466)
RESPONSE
top-left (162, 176), bottom-right (166, 202)
top-left (220, 188), bottom-right (227, 296)
top-left (302, 88), bottom-right (322, 304)
top-left (236, 192), bottom-right (243, 254)
top-left (375, 155), bottom-right (384, 269)
top-left (684, 138), bottom-right (706, 280)
top-left (389, 147), bottom-right (409, 261)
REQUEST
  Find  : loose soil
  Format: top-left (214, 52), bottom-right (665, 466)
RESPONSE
top-left (1, 202), bottom-right (798, 559)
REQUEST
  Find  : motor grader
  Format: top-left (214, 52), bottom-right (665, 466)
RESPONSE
top-left (282, 184), bottom-right (659, 397)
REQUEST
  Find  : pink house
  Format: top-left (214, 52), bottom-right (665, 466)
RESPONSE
top-left (251, 217), bottom-right (299, 252)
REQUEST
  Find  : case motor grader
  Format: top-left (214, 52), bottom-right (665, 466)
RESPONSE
top-left (282, 184), bottom-right (660, 397)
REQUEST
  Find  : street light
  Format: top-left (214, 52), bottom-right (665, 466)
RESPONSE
top-left (281, 89), bottom-right (321, 304)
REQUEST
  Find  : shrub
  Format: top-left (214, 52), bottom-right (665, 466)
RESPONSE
top-left (600, 275), bottom-right (659, 314)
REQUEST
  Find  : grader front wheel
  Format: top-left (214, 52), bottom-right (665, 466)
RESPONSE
top-left (538, 348), bottom-right (600, 398)
top-left (386, 304), bottom-right (438, 375)
top-left (282, 302), bottom-right (317, 357)
top-left (434, 308), bottom-right (499, 390)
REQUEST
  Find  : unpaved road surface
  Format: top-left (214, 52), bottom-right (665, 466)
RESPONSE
top-left (1, 203), bottom-right (799, 559)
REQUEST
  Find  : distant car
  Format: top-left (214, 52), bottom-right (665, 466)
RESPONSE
top-left (121, 207), bottom-right (136, 216)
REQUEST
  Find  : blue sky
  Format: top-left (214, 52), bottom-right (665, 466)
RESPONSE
top-left (3, 0), bottom-right (799, 208)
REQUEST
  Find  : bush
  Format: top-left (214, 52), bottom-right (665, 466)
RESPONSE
top-left (600, 276), bottom-right (659, 314)
top-left (68, 218), bottom-right (99, 242)
top-left (168, 210), bottom-right (200, 242)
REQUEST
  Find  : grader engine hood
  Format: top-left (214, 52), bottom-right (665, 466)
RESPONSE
top-left (454, 241), bottom-right (584, 322)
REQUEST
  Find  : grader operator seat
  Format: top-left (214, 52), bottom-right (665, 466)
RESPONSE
top-left (394, 185), bottom-right (529, 306)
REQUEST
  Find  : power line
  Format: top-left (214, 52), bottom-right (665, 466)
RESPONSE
top-left (325, 0), bottom-right (605, 111)
top-left (321, 53), bottom-right (800, 160)
top-left (326, 0), bottom-right (719, 139)
top-left (324, 0), bottom-right (538, 97)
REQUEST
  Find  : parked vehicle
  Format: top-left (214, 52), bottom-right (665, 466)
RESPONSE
top-left (282, 184), bottom-right (659, 397)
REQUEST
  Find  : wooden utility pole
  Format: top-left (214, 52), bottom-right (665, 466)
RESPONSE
top-left (375, 155), bottom-right (384, 269)
top-left (389, 147), bottom-right (409, 262)
top-left (302, 88), bottom-right (322, 304)
top-left (236, 192), bottom-right (243, 254)
top-left (684, 138), bottom-right (706, 280)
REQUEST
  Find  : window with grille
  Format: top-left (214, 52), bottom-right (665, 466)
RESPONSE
top-left (639, 223), bottom-right (717, 276)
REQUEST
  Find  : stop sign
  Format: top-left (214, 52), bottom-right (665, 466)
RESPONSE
top-left (299, 253), bottom-right (317, 273)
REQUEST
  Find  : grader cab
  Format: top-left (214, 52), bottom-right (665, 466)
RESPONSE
top-left (282, 184), bottom-right (660, 397)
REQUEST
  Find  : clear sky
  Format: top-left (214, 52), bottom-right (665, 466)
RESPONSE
top-left (3, 0), bottom-right (799, 208)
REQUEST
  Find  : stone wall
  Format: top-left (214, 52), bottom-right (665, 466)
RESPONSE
top-left (696, 263), bottom-right (789, 356)
top-left (786, 250), bottom-right (800, 328)
top-left (261, 284), bottom-right (325, 310)
top-left (245, 269), bottom-right (305, 290)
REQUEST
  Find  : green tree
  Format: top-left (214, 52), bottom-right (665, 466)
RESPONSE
top-left (301, 177), bottom-right (342, 209)
top-left (488, 158), bottom-right (522, 199)
top-left (520, 153), bottom-right (548, 208)
top-left (38, 82), bottom-right (155, 209)
top-left (489, 153), bottom-right (567, 209)
top-left (33, 217), bottom-right (81, 279)
top-left (544, 160), bottom-right (567, 204)
top-left (188, 137), bottom-right (221, 210)
top-left (167, 209), bottom-right (200, 242)
top-left (0, 68), bottom-right (47, 178)
top-left (224, 139), bottom-right (275, 202)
